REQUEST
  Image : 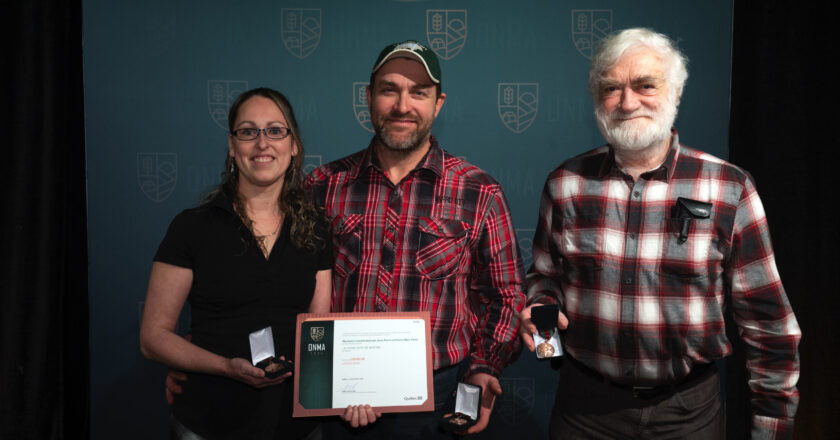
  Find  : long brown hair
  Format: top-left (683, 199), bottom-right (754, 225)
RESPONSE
top-left (206, 87), bottom-right (323, 251)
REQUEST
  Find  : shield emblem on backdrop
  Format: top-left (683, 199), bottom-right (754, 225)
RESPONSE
top-left (571, 10), bottom-right (612, 60)
top-left (207, 80), bottom-right (248, 130)
top-left (498, 83), bottom-right (539, 134)
top-left (496, 377), bottom-right (535, 427)
top-left (302, 155), bottom-right (322, 176)
top-left (310, 326), bottom-right (325, 342)
top-left (352, 82), bottom-right (374, 133)
top-left (516, 228), bottom-right (535, 270)
top-left (426, 9), bottom-right (467, 60)
top-left (137, 153), bottom-right (177, 203)
top-left (282, 8), bottom-right (322, 59)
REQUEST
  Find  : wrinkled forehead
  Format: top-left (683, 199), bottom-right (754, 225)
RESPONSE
top-left (602, 48), bottom-right (667, 82)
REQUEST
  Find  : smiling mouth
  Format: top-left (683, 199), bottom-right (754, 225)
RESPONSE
top-left (253, 156), bottom-right (274, 163)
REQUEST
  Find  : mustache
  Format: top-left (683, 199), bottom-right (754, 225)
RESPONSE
top-left (608, 109), bottom-right (657, 121)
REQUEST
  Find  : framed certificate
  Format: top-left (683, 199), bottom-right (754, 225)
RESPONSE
top-left (292, 312), bottom-right (435, 417)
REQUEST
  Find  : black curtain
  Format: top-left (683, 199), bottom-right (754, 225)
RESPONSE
top-left (728, 1), bottom-right (837, 439)
top-left (1, 0), bottom-right (836, 438)
top-left (0, 1), bottom-right (90, 439)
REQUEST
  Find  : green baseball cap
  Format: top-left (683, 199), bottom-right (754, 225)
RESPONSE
top-left (371, 40), bottom-right (441, 84)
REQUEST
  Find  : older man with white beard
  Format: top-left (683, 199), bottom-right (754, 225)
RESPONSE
top-left (520, 28), bottom-right (800, 439)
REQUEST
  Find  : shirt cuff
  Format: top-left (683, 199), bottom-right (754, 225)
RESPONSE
top-left (525, 294), bottom-right (560, 307)
top-left (751, 414), bottom-right (794, 440)
top-left (466, 359), bottom-right (502, 378)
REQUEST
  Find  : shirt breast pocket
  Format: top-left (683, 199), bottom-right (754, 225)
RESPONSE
top-left (415, 217), bottom-right (471, 280)
top-left (660, 217), bottom-right (715, 282)
top-left (331, 214), bottom-right (363, 278)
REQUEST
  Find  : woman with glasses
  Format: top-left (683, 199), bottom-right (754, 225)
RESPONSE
top-left (140, 87), bottom-right (331, 439)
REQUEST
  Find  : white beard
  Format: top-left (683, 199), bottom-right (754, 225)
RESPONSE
top-left (596, 100), bottom-right (677, 153)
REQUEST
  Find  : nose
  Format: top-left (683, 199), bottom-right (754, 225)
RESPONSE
top-left (256, 130), bottom-right (271, 149)
top-left (620, 87), bottom-right (641, 112)
top-left (394, 90), bottom-right (411, 114)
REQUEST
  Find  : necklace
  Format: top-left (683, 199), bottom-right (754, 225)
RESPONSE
top-left (252, 216), bottom-right (282, 257)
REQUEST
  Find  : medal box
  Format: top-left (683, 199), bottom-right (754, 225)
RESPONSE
top-left (439, 382), bottom-right (481, 432)
top-left (249, 326), bottom-right (292, 378)
top-left (255, 356), bottom-right (293, 378)
top-left (531, 304), bottom-right (563, 359)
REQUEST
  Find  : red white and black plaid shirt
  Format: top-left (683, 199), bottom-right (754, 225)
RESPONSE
top-left (526, 132), bottom-right (800, 438)
top-left (304, 137), bottom-right (525, 377)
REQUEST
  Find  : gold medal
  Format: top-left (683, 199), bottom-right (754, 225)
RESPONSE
top-left (536, 341), bottom-right (555, 357)
top-left (450, 416), bottom-right (467, 426)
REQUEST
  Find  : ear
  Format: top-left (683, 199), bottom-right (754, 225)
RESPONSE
top-left (228, 135), bottom-right (235, 158)
top-left (433, 92), bottom-right (446, 118)
top-left (292, 140), bottom-right (299, 157)
top-left (366, 86), bottom-right (372, 112)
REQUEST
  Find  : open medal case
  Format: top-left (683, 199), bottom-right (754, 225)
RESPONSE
top-left (440, 382), bottom-right (481, 432)
top-left (249, 326), bottom-right (292, 378)
top-left (531, 304), bottom-right (563, 359)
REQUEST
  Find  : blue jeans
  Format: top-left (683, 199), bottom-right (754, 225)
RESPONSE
top-left (321, 362), bottom-right (465, 440)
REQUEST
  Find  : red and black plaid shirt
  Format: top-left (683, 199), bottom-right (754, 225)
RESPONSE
top-left (304, 137), bottom-right (525, 377)
top-left (526, 132), bottom-right (800, 438)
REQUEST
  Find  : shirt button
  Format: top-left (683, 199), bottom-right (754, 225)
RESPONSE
top-left (633, 191), bottom-right (641, 198)
top-left (623, 277), bottom-right (633, 284)
top-left (628, 233), bottom-right (636, 240)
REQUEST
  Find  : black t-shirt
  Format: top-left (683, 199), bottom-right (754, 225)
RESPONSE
top-left (154, 193), bottom-right (332, 439)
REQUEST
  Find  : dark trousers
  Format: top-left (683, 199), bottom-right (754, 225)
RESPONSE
top-left (321, 362), bottom-right (464, 440)
top-left (549, 358), bottom-right (723, 440)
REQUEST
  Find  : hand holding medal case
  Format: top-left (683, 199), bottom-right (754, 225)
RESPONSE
top-left (531, 304), bottom-right (563, 358)
top-left (439, 382), bottom-right (481, 432)
top-left (249, 326), bottom-right (293, 378)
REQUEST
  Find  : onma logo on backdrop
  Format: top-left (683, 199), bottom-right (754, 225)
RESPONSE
top-left (282, 8), bottom-right (322, 59)
top-left (497, 377), bottom-right (535, 427)
top-left (303, 155), bottom-right (322, 176)
top-left (207, 80), bottom-right (248, 130)
top-left (426, 9), bottom-right (467, 60)
top-left (498, 83), bottom-right (539, 134)
top-left (137, 153), bottom-right (177, 203)
top-left (352, 82), bottom-right (374, 133)
top-left (571, 9), bottom-right (613, 60)
top-left (515, 228), bottom-right (535, 270)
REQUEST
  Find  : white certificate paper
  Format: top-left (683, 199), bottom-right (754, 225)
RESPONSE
top-left (293, 312), bottom-right (434, 417)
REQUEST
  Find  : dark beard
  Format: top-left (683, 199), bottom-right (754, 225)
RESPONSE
top-left (374, 124), bottom-right (428, 156)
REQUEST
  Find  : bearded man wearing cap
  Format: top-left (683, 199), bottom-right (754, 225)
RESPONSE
top-left (303, 40), bottom-right (526, 438)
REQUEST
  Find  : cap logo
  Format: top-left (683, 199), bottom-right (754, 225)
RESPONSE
top-left (394, 42), bottom-right (424, 52)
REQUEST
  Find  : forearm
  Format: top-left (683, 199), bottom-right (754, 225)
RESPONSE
top-left (469, 191), bottom-right (525, 375)
top-left (140, 326), bottom-right (231, 377)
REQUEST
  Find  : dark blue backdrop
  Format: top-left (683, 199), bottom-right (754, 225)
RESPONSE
top-left (83, 1), bottom-right (732, 437)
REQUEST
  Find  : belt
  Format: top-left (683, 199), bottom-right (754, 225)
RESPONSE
top-left (567, 356), bottom-right (716, 400)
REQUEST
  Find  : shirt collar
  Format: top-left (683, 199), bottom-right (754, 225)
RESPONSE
top-left (598, 129), bottom-right (682, 182)
top-left (351, 135), bottom-right (444, 181)
top-left (207, 190), bottom-right (236, 213)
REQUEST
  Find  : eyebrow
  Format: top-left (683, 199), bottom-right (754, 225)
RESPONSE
top-left (601, 75), bottom-right (664, 88)
top-left (235, 120), bottom-right (287, 127)
top-left (376, 80), bottom-right (436, 91)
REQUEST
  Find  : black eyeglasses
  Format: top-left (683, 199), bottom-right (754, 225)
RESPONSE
top-left (232, 126), bottom-right (291, 141)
